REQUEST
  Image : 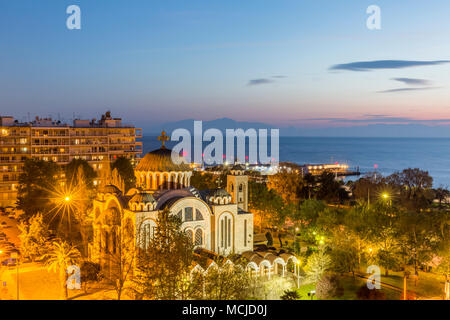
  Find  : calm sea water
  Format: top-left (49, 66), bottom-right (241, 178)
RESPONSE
top-left (141, 136), bottom-right (450, 187)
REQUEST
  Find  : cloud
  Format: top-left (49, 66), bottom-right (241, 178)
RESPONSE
top-left (247, 78), bottom-right (275, 86)
top-left (302, 115), bottom-right (450, 124)
top-left (392, 78), bottom-right (431, 86)
top-left (329, 60), bottom-right (450, 72)
top-left (272, 75), bottom-right (287, 78)
top-left (377, 87), bottom-right (439, 93)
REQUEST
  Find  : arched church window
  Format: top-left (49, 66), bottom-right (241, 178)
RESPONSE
top-left (195, 228), bottom-right (203, 246)
top-left (195, 209), bottom-right (204, 221)
top-left (239, 184), bottom-right (243, 192)
top-left (185, 207), bottom-right (193, 222)
top-left (186, 229), bottom-right (193, 244)
top-left (142, 223), bottom-right (151, 249)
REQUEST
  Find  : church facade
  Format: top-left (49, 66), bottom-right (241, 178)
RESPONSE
top-left (90, 142), bottom-right (254, 270)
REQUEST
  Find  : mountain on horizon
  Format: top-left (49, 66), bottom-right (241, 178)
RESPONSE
top-left (142, 118), bottom-right (450, 138)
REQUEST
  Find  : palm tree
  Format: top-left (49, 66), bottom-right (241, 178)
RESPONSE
top-left (44, 241), bottom-right (81, 300)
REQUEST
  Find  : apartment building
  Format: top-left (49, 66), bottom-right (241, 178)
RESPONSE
top-left (0, 112), bottom-right (142, 207)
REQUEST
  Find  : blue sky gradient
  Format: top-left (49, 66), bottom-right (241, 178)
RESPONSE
top-left (1, 1), bottom-right (450, 130)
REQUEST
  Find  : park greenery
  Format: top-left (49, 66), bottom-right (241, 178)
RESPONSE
top-left (11, 158), bottom-right (450, 299)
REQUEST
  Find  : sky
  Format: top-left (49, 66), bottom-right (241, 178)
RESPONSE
top-left (1, 0), bottom-right (450, 132)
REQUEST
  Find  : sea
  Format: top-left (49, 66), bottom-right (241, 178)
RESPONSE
top-left (141, 136), bottom-right (450, 188)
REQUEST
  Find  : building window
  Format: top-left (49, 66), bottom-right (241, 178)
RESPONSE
top-left (185, 207), bottom-right (193, 221)
top-left (186, 229), bottom-right (193, 244)
top-left (239, 184), bottom-right (243, 192)
top-left (244, 220), bottom-right (247, 247)
top-left (195, 229), bottom-right (203, 246)
top-left (195, 209), bottom-right (203, 221)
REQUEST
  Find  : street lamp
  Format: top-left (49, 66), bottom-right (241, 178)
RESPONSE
top-left (64, 196), bottom-right (70, 202)
top-left (296, 260), bottom-right (301, 289)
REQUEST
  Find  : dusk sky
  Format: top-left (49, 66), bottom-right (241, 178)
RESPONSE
top-left (2, 0), bottom-right (450, 131)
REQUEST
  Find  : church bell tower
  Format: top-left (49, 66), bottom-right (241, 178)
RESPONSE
top-left (227, 166), bottom-right (248, 211)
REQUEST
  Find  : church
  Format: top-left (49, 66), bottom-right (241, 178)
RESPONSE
top-left (90, 135), bottom-right (254, 271)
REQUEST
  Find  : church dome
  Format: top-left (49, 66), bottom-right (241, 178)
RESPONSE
top-left (203, 188), bottom-right (232, 205)
top-left (128, 192), bottom-right (157, 211)
top-left (136, 148), bottom-right (191, 172)
top-left (129, 192), bottom-right (156, 205)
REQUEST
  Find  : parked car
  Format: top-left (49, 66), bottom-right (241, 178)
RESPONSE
top-left (0, 222), bottom-right (7, 228)
top-left (7, 215), bottom-right (15, 220)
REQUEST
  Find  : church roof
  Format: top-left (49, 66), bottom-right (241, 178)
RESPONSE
top-left (202, 188), bottom-right (231, 198)
top-left (135, 148), bottom-right (191, 172)
top-left (128, 192), bottom-right (156, 205)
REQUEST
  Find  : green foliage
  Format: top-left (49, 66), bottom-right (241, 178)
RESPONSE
top-left (43, 241), bottom-right (81, 300)
top-left (315, 274), bottom-right (344, 299)
top-left (280, 289), bottom-right (300, 300)
top-left (18, 213), bottom-right (50, 260)
top-left (305, 250), bottom-right (331, 282)
top-left (133, 209), bottom-right (194, 300)
top-left (111, 157), bottom-right (136, 191)
top-left (17, 159), bottom-right (60, 218)
top-left (190, 171), bottom-right (227, 190)
top-left (356, 285), bottom-right (386, 300)
top-left (65, 159), bottom-right (96, 187)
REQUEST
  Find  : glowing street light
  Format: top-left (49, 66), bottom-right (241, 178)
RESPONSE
top-left (382, 193), bottom-right (389, 199)
top-left (65, 196), bottom-right (71, 202)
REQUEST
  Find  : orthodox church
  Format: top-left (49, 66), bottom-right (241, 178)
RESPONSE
top-left (90, 134), bottom-right (254, 270)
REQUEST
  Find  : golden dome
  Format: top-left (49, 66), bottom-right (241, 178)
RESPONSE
top-left (135, 148), bottom-right (191, 172)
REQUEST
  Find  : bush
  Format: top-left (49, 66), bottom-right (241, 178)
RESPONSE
top-left (356, 285), bottom-right (386, 300)
top-left (280, 289), bottom-right (300, 300)
top-left (315, 274), bottom-right (344, 299)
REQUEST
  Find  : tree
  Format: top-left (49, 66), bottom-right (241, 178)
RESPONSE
top-left (17, 159), bottom-right (60, 219)
top-left (193, 261), bottom-right (255, 300)
top-left (111, 157), bottom-right (136, 191)
top-left (102, 213), bottom-right (136, 300)
top-left (315, 274), bottom-right (344, 299)
top-left (267, 169), bottom-right (305, 203)
top-left (396, 210), bottom-right (441, 277)
top-left (386, 168), bottom-right (434, 210)
top-left (65, 159), bottom-right (96, 188)
top-left (44, 241), bottom-right (81, 300)
top-left (18, 213), bottom-right (49, 261)
top-left (316, 172), bottom-right (348, 203)
top-left (305, 250), bottom-right (331, 282)
top-left (133, 209), bottom-right (193, 300)
top-left (248, 181), bottom-right (285, 232)
top-left (71, 166), bottom-right (95, 256)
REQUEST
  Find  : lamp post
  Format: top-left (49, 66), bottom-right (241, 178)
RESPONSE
top-left (296, 260), bottom-right (300, 289)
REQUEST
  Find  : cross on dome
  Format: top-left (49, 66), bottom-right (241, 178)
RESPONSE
top-left (157, 130), bottom-right (170, 149)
